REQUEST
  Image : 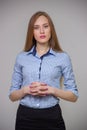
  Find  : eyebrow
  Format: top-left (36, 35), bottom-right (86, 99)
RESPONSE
top-left (34, 23), bottom-right (49, 26)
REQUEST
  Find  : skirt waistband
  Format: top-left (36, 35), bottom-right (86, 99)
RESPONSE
top-left (19, 103), bottom-right (60, 111)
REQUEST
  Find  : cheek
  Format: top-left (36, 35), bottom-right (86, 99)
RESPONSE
top-left (33, 31), bottom-right (39, 40)
top-left (46, 28), bottom-right (51, 37)
top-left (47, 31), bottom-right (51, 39)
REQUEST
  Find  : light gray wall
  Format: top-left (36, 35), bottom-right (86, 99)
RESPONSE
top-left (0, 0), bottom-right (87, 130)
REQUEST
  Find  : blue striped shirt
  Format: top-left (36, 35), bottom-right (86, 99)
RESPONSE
top-left (9, 46), bottom-right (78, 108)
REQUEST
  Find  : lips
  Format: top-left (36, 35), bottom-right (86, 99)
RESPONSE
top-left (40, 35), bottom-right (46, 39)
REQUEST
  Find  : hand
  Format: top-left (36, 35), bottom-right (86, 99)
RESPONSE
top-left (29, 82), bottom-right (48, 96)
top-left (29, 82), bottom-right (55, 96)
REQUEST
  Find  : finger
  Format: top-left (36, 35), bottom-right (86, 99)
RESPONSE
top-left (40, 83), bottom-right (47, 86)
top-left (39, 87), bottom-right (48, 91)
top-left (39, 86), bottom-right (48, 91)
top-left (38, 91), bottom-right (48, 96)
top-left (30, 89), bottom-right (38, 93)
top-left (30, 85), bottom-right (37, 88)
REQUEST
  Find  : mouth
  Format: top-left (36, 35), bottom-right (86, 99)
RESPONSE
top-left (40, 35), bottom-right (46, 39)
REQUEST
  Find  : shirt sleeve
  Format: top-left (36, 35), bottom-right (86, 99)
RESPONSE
top-left (61, 53), bottom-right (79, 97)
top-left (9, 54), bottom-right (23, 95)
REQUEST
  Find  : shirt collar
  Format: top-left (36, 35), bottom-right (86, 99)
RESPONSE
top-left (26, 46), bottom-right (36, 55)
top-left (26, 46), bottom-right (56, 56)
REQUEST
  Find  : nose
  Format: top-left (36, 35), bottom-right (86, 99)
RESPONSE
top-left (40, 27), bottom-right (44, 33)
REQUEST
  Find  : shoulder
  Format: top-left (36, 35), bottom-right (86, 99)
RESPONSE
top-left (15, 51), bottom-right (28, 62)
top-left (16, 51), bottom-right (28, 58)
top-left (51, 49), bottom-right (70, 59)
top-left (56, 51), bottom-right (71, 60)
top-left (55, 51), bottom-right (72, 66)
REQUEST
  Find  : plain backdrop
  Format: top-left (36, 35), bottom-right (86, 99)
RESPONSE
top-left (0, 0), bottom-right (87, 130)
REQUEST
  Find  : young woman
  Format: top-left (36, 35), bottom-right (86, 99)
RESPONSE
top-left (9, 11), bottom-right (79, 130)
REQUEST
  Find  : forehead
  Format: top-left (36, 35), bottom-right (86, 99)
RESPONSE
top-left (34, 15), bottom-right (49, 25)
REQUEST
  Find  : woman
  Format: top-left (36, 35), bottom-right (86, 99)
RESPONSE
top-left (9, 11), bottom-right (79, 130)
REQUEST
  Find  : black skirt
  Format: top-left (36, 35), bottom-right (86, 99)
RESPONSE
top-left (15, 104), bottom-right (66, 130)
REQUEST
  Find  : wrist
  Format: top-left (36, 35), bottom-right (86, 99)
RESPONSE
top-left (52, 87), bottom-right (58, 97)
top-left (21, 87), bottom-right (27, 96)
top-left (50, 87), bottom-right (56, 96)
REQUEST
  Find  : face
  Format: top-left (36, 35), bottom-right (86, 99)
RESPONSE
top-left (33, 15), bottom-right (51, 44)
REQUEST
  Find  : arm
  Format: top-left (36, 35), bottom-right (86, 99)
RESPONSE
top-left (52, 53), bottom-right (79, 102)
top-left (29, 53), bottom-right (78, 102)
top-left (49, 87), bottom-right (78, 102)
top-left (9, 82), bottom-right (49, 101)
top-left (9, 54), bottom-right (26, 102)
top-left (9, 88), bottom-right (25, 102)
top-left (27, 82), bottom-right (78, 102)
top-left (9, 86), bottom-right (31, 102)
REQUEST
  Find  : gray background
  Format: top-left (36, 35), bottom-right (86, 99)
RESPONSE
top-left (0, 0), bottom-right (87, 130)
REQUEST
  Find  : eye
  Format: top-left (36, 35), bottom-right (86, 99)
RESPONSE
top-left (44, 25), bottom-right (49, 28)
top-left (33, 26), bottom-right (39, 30)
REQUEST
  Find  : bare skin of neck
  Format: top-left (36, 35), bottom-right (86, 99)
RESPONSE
top-left (36, 43), bottom-right (50, 56)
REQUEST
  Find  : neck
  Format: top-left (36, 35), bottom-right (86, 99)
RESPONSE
top-left (36, 43), bottom-right (50, 56)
